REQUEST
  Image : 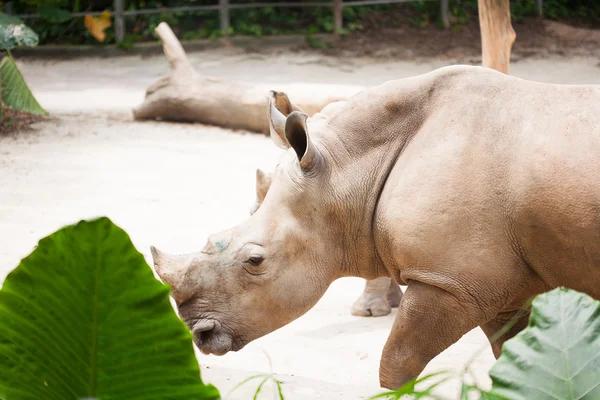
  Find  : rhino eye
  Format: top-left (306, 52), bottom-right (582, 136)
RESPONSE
top-left (247, 255), bottom-right (264, 266)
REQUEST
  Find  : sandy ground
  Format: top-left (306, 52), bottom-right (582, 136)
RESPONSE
top-left (1, 48), bottom-right (600, 399)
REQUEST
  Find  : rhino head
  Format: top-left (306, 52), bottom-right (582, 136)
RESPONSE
top-left (151, 91), bottom-right (360, 356)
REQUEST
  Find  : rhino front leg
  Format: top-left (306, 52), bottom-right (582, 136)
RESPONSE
top-left (379, 280), bottom-right (497, 389)
top-left (351, 277), bottom-right (402, 317)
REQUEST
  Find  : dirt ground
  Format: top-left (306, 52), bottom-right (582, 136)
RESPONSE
top-left (1, 41), bottom-right (600, 399)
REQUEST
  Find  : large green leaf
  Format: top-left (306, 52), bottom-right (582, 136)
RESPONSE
top-left (0, 54), bottom-right (47, 115)
top-left (0, 13), bottom-right (39, 50)
top-left (490, 287), bottom-right (600, 400)
top-left (38, 4), bottom-right (72, 24)
top-left (0, 217), bottom-right (221, 400)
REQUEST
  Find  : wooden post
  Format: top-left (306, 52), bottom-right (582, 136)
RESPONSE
top-left (440, 0), bottom-right (450, 29)
top-left (478, 0), bottom-right (515, 74)
top-left (114, 0), bottom-right (125, 43)
top-left (219, 0), bottom-right (230, 33)
top-left (333, 0), bottom-right (343, 36)
top-left (536, 0), bottom-right (543, 16)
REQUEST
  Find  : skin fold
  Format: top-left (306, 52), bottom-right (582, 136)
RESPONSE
top-left (152, 65), bottom-right (600, 389)
top-left (251, 163), bottom-right (402, 318)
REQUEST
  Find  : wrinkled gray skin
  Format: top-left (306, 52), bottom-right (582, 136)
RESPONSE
top-left (251, 167), bottom-right (403, 317)
top-left (152, 65), bottom-right (600, 389)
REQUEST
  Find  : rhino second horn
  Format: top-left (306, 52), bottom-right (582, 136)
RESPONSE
top-left (150, 246), bottom-right (189, 303)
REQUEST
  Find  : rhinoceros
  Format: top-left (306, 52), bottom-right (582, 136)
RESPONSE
top-left (151, 65), bottom-right (600, 389)
top-left (251, 167), bottom-right (403, 317)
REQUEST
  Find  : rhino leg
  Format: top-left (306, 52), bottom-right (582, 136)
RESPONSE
top-left (379, 280), bottom-right (496, 389)
top-left (351, 277), bottom-right (401, 317)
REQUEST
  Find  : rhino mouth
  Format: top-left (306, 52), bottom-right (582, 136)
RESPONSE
top-left (191, 319), bottom-right (239, 355)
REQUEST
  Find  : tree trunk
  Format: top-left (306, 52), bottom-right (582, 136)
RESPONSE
top-left (333, 0), bottom-right (343, 35)
top-left (133, 23), bottom-right (363, 133)
top-left (478, 0), bottom-right (516, 74)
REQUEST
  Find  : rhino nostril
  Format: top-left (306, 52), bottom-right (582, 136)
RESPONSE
top-left (192, 320), bottom-right (216, 346)
top-left (198, 330), bottom-right (213, 346)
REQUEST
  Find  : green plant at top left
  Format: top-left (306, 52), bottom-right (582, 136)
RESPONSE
top-left (0, 12), bottom-right (47, 121)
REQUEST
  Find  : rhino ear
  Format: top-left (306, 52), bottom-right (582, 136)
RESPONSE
top-left (285, 111), bottom-right (320, 171)
top-left (267, 91), bottom-right (305, 150)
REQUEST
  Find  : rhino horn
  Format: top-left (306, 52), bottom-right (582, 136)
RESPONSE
top-left (150, 246), bottom-right (192, 304)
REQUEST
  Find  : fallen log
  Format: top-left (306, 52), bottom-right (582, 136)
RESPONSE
top-left (132, 23), bottom-right (363, 133)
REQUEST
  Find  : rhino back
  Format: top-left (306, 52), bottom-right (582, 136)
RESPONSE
top-left (372, 69), bottom-right (600, 299)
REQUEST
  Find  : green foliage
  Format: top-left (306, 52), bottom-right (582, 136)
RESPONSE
top-left (38, 4), bottom-right (72, 23)
top-left (225, 352), bottom-right (287, 399)
top-left (305, 33), bottom-right (328, 49)
top-left (346, 21), bottom-right (363, 31)
top-left (404, 0), bottom-right (600, 29)
top-left (457, 0), bottom-right (600, 24)
top-left (229, 373), bottom-right (286, 399)
top-left (116, 33), bottom-right (142, 49)
top-left (0, 13), bottom-right (39, 50)
top-left (8, 0), bottom-right (600, 45)
top-left (510, 0), bottom-right (536, 23)
top-left (489, 288), bottom-right (600, 400)
top-left (0, 14), bottom-right (46, 119)
top-left (543, 0), bottom-right (600, 21)
top-left (408, 0), bottom-right (433, 28)
top-left (19, 0), bottom-right (68, 7)
top-left (368, 372), bottom-right (454, 399)
top-left (0, 217), bottom-right (220, 400)
top-left (450, 0), bottom-right (476, 26)
top-left (0, 54), bottom-right (47, 115)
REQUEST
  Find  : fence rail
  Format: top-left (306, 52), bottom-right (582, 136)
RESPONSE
top-left (6, 0), bottom-right (543, 43)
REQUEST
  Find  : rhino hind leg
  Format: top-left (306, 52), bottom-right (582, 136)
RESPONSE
top-left (351, 277), bottom-right (399, 317)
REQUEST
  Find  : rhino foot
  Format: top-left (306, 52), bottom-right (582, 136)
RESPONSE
top-left (351, 292), bottom-right (392, 317)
